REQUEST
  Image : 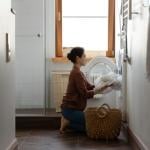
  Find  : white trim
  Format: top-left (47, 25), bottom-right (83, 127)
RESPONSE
top-left (129, 128), bottom-right (149, 150)
top-left (6, 138), bottom-right (18, 150)
top-left (123, 123), bottom-right (149, 150)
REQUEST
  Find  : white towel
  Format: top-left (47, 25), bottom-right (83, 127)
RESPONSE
top-left (94, 72), bottom-right (122, 94)
top-left (146, 6), bottom-right (150, 81)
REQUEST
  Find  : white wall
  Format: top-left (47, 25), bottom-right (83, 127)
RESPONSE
top-left (0, 0), bottom-right (16, 149)
top-left (126, 0), bottom-right (150, 149)
top-left (45, 0), bottom-right (72, 105)
top-left (42, 0), bottom-right (73, 108)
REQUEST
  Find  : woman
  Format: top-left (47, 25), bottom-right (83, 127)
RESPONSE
top-left (60, 47), bottom-right (110, 133)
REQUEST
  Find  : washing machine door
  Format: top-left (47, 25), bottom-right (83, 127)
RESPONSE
top-left (83, 56), bottom-right (117, 108)
top-left (84, 56), bottom-right (116, 84)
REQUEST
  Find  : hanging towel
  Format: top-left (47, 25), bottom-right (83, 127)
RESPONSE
top-left (146, 6), bottom-right (150, 81)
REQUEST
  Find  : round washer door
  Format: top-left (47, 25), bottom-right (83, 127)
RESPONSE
top-left (84, 56), bottom-right (116, 85)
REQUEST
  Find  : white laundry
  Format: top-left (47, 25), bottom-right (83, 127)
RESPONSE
top-left (94, 72), bottom-right (122, 95)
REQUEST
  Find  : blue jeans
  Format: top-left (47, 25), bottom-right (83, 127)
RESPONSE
top-left (62, 108), bottom-right (86, 132)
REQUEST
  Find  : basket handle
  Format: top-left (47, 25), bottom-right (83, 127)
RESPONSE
top-left (96, 103), bottom-right (111, 119)
top-left (100, 103), bottom-right (111, 111)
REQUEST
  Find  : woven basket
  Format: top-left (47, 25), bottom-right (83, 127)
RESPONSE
top-left (85, 104), bottom-right (122, 140)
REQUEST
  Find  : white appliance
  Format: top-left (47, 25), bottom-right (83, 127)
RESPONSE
top-left (83, 56), bottom-right (119, 108)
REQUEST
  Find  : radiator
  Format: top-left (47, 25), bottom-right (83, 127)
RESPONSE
top-left (51, 72), bottom-right (70, 112)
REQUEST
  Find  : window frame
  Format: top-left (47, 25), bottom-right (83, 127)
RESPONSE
top-left (55, 0), bottom-right (115, 58)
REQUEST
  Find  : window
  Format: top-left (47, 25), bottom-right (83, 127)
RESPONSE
top-left (55, 0), bottom-right (115, 57)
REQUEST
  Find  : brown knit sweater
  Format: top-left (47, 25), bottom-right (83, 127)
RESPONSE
top-left (61, 66), bottom-right (95, 111)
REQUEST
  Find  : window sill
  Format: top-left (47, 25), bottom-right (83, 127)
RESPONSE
top-left (51, 50), bottom-right (115, 63)
top-left (51, 57), bottom-right (70, 63)
top-left (51, 56), bottom-right (115, 64)
top-left (51, 57), bottom-right (94, 63)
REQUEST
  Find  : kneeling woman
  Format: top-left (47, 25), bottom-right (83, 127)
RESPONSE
top-left (60, 47), bottom-right (109, 133)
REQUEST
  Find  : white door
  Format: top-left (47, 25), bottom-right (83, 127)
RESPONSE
top-left (0, 0), bottom-right (16, 149)
top-left (15, 0), bottom-right (45, 108)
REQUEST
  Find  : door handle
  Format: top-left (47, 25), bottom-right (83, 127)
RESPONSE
top-left (11, 8), bottom-right (16, 15)
top-left (6, 33), bottom-right (11, 63)
top-left (37, 34), bottom-right (41, 37)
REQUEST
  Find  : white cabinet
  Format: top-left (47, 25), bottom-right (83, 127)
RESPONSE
top-left (16, 37), bottom-right (45, 108)
top-left (15, 0), bottom-right (45, 108)
top-left (15, 0), bottom-right (44, 36)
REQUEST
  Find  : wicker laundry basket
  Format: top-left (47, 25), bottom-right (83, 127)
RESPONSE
top-left (85, 104), bottom-right (122, 140)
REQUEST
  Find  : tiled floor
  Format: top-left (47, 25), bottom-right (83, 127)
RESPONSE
top-left (15, 129), bottom-right (132, 150)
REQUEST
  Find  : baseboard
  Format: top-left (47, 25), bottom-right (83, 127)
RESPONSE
top-left (6, 138), bottom-right (18, 150)
top-left (127, 128), bottom-right (149, 150)
top-left (122, 122), bottom-right (148, 150)
top-left (16, 116), bottom-right (61, 129)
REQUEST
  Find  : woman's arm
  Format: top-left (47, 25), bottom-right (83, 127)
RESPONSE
top-left (74, 72), bottom-right (111, 98)
top-left (74, 72), bottom-right (94, 99)
top-left (86, 81), bottom-right (95, 90)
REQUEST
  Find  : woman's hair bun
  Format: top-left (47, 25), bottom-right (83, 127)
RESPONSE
top-left (67, 47), bottom-right (84, 63)
top-left (67, 53), bottom-right (72, 60)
